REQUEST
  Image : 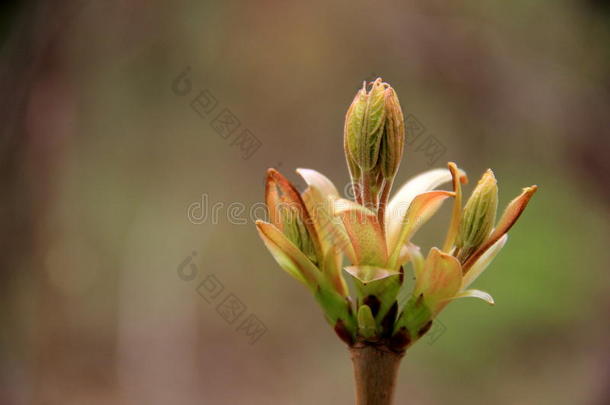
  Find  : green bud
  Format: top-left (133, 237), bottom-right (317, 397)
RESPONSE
top-left (456, 170), bottom-right (498, 262)
top-left (345, 79), bottom-right (387, 172)
top-left (344, 79), bottom-right (405, 209)
top-left (279, 200), bottom-right (318, 265)
top-left (379, 86), bottom-right (405, 181)
top-left (357, 304), bottom-right (377, 339)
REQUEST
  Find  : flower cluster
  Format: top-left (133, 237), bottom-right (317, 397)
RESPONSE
top-left (255, 78), bottom-right (537, 351)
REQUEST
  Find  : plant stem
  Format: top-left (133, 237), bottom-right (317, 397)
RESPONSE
top-left (350, 343), bottom-right (404, 405)
top-left (377, 178), bottom-right (393, 230)
top-left (361, 173), bottom-right (374, 209)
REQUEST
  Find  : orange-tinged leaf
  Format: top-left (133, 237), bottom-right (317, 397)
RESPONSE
top-left (489, 185), bottom-right (538, 240)
top-left (463, 185), bottom-right (537, 271)
top-left (335, 199), bottom-right (387, 266)
top-left (386, 168), bottom-right (465, 240)
top-left (265, 169), bottom-right (308, 226)
top-left (265, 170), bottom-right (282, 229)
top-left (255, 220), bottom-right (320, 290)
top-left (442, 162), bottom-right (465, 252)
top-left (297, 169), bottom-right (355, 262)
top-left (414, 247), bottom-right (463, 315)
top-left (387, 191), bottom-right (454, 268)
top-left (265, 169), bottom-right (323, 259)
top-left (323, 246), bottom-right (348, 296)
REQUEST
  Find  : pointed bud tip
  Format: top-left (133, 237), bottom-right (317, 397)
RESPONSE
top-left (254, 220), bottom-right (270, 238)
top-left (513, 185), bottom-right (538, 204)
top-left (266, 167), bottom-right (279, 178)
top-left (480, 169), bottom-right (497, 185)
top-left (517, 185), bottom-right (538, 204)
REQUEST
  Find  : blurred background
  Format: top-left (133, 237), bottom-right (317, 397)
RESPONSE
top-left (1, 0), bottom-right (609, 404)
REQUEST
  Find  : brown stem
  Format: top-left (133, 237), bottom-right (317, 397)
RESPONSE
top-left (350, 344), bottom-right (404, 405)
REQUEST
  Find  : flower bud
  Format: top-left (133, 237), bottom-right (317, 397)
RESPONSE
top-left (456, 170), bottom-right (498, 262)
top-left (344, 78), bottom-right (405, 206)
top-left (379, 86), bottom-right (405, 181)
top-left (344, 79), bottom-right (387, 173)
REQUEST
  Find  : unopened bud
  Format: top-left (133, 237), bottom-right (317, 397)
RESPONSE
top-left (379, 86), bottom-right (405, 181)
top-left (357, 304), bottom-right (377, 339)
top-left (456, 170), bottom-right (498, 262)
top-left (345, 79), bottom-right (387, 172)
top-left (278, 199), bottom-right (318, 265)
top-left (344, 78), bottom-right (405, 204)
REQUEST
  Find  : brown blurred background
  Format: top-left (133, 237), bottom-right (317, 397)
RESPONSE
top-left (1, 0), bottom-right (609, 404)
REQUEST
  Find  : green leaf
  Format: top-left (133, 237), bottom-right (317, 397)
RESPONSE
top-left (344, 265), bottom-right (401, 324)
top-left (255, 220), bottom-right (321, 290)
top-left (393, 294), bottom-right (433, 341)
top-left (314, 280), bottom-right (356, 336)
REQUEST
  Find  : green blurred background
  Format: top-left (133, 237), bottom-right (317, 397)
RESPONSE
top-left (1, 0), bottom-right (609, 404)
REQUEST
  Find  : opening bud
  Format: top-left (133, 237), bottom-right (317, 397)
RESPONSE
top-left (278, 199), bottom-right (318, 264)
top-left (456, 169), bottom-right (498, 262)
top-left (265, 169), bottom-right (322, 265)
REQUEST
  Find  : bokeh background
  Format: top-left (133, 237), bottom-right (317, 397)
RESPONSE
top-left (1, 0), bottom-right (609, 404)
